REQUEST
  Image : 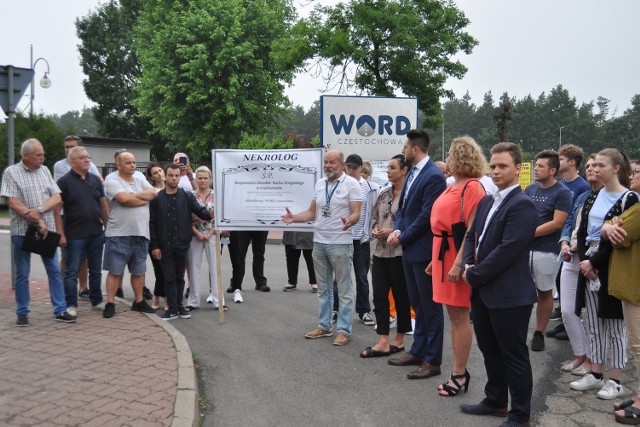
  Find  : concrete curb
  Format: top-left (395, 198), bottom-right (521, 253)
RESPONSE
top-left (117, 298), bottom-right (199, 427)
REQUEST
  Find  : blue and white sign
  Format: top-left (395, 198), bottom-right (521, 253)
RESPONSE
top-left (320, 95), bottom-right (418, 160)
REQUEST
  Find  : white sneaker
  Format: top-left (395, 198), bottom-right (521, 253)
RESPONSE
top-left (233, 289), bottom-right (243, 303)
top-left (570, 373), bottom-right (604, 391)
top-left (91, 302), bottom-right (106, 311)
top-left (389, 316), bottom-right (397, 329)
top-left (571, 365), bottom-right (589, 376)
top-left (597, 380), bottom-right (623, 400)
top-left (66, 306), bottom-right (77, 317)
top-left (206, 293), bottom-right (214, 304)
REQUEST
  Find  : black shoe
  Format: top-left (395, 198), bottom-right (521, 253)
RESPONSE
top-left (103, 302), bottom-right (116, 318)
top-left (161, 311), bottom-right (178, 321)
top-left (178, 307), bottom-right (192, 319)
top-left (131, 299), bottom-right (156, 313)
top-left (143, 287), bottom-right (153, 300)
top-left (16, 315), bottom-right (29, 327)
top-left (545, 322), bottom-right (565, 338)
top-left (550, 306), bottom-right (562, 321)
top-left (55, 311), bottom-right (77, 323)
top-left (530, 330), bottom-right (545, 351)
top-left (115, 288), bottom-right (124, 299)
top-left (255, 284), bottom-right (271, 292)
top-left (460, 402), bottom-right (508, 417)
top-left (555, 330), bottom-right (569, 340)
top-left (78, 289), bottom-right (90, 300)
top-left (226, 286), bottom-right (235, 294)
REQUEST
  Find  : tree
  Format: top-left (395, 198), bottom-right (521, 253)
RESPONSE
top-left (302, 0), bottom-right (477, 128)
top-left (133, 0), bottom-right (305, 159)
top-left (50, 107), bottom-right (98, 136)
top-left (494, 92), bottom-right (513, 143)
top-left (76, 0), bottom-right (152, 139)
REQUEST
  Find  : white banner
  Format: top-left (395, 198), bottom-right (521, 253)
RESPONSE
top-left (321, 95), bottom-right (418, 161)
top-left (213, 148), bottom-right (323, 231)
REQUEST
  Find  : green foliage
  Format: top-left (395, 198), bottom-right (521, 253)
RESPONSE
top-left (428, 85), bottom-right (640, 164)
top-left (279, 101), bottom-right (320, 142)
top-left (76, 0), bottom-right (152, 140)
top-left (237, 134), bottom-right (294, 150)
top-left (133, 0), bottom-right (304, 159)
top-left (303, 0), bottom-right (477, 128)
top-left (0, 114), bottom-right (65, 171)
top-left (49, 107), bottom-right (98, 136)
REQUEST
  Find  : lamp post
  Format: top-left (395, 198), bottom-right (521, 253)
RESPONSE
top-left (558, 124), bottom-right (565, 150)
top-left (29, 44), bottom-right (51, 116)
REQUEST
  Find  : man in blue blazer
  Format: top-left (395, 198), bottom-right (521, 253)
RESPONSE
top-left (387, 129), bottom-right (446, 379)
top-left (461, 142), bottom-right (537, 427)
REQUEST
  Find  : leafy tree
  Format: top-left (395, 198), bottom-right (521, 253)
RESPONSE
top-left (302, 0), bottom-right (477, 128)
top-left (280, 100), bottom-right (320, 142)
top-left (50, 107), bottom-right (98, 136)
top-left (237, 134), bottom-right (295, 150)
top-left (133, 0), bottom-right (304, 159)
top-left (76, 0), bottom-right (151, 139)
top-left (494, 92), bottom-right (513, 143)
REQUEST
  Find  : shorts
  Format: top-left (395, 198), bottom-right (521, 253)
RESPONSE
top-left (103, 236), bottom-right (148, 276)
top-left (529, 250), bottom-right (561, 292)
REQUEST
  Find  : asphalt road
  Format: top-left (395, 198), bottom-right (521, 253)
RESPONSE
top-left (1, 231), bottom-right (566, 426)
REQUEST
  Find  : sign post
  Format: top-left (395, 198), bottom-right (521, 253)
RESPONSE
top-left (0, 65), bottom-right (35, 289)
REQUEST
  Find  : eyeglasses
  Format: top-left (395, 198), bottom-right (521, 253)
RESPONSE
top-left (632, 169), bottom-right (640, 177)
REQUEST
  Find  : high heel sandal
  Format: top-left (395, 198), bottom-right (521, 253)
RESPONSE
top-left (438, 369), bottom-right (470, 397)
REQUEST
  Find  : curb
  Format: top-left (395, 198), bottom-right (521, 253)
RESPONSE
top-left (117, 298), bottom-right (199, 427)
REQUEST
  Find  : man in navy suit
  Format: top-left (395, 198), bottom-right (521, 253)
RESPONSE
top-left (460, 142), bottom-right (537, 427)
top-left (387, 129), bottom-right (446, 379)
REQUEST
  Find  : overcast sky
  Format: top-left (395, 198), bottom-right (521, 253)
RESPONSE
top-left (2, 0), bottom-right (639, 119)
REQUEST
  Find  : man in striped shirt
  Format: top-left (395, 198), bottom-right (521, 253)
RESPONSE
top-left (1, 138), bottom-right (76, 326)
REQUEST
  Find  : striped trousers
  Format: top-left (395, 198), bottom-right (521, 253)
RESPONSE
top-left (584, 287), bottom-right (627, 368)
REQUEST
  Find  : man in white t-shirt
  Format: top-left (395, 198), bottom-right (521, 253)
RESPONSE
top-left (281, 150), bottom-right (362, 346)
top-left (102, 151), bottom-right (157, 318)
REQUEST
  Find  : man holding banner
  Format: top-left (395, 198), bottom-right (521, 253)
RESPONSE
top-left (281, 150), bottom-right (362, 346)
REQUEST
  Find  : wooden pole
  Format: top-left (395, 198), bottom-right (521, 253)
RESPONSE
top-left (215, 230), bottom-right (224, 324)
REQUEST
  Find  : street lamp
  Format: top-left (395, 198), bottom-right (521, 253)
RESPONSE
top-left (558, 124), bottom-right (565, 150)
top-left (29, 44), bottom-right (51, 116)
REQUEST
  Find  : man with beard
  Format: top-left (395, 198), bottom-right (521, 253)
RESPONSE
top-left (387, 129), bottom-right (447, 379)
top-left (281, 150), bottom-right (362, 346)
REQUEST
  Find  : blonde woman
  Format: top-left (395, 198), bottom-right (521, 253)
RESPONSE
top-left (186, 166), bottom-right (226, 311)
top-left (427, 136), bottom-right (486, 396)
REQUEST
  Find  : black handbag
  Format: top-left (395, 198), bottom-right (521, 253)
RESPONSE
top-left (21, 224), bottom-right (61, 258)
top-left (451, 180), bottom-right (481, 251)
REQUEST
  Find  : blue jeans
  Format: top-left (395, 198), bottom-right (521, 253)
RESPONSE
top-left (64, 234), bottom-right (105, 307)
top-left (313, 243), bottom-right (353, 335)
top-left (12, 235), bottom-right (66, 317)
top-left (332, 240), bottom-right (371, 314)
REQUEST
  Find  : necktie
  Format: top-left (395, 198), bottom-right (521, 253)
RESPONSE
top-left (403, 167), bottom-right (417, 207)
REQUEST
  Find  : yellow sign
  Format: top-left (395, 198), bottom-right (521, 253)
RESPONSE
top-left (519, 161), bottom-right (532, 189)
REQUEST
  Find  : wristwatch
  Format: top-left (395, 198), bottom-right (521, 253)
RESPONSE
top-left (37, 207), bottom-right (46, 215)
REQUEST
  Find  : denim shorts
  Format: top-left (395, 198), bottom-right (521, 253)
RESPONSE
top-left (103, 236), bottom-right (148, 276)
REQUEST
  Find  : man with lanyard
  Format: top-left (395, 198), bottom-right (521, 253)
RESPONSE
top-left (281, 150), bottom-right (362, 346)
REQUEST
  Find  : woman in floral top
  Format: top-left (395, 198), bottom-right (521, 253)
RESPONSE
top-left (360, 154), bottom-right (412, 358)
top-left (186, 166), bottom-right (226, 311)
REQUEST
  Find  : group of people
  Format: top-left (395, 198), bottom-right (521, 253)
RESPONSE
top-left (283, 132), bottom-right (640, 426)
top-left (5, 131), bottom-right (640, 426)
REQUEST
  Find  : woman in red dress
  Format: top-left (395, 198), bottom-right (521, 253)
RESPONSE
top-left (426, 136), bottom-right (487, 396)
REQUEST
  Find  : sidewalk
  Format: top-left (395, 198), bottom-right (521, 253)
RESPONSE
top-left (0, 272), bottom-right (198, 427)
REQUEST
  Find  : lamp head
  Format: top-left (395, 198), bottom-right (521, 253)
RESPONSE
top-left (40, 73), bottom-right (51, 89)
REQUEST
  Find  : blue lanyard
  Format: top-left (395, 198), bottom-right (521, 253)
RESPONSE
top-left (325, 179), bottom-right (341, 207)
